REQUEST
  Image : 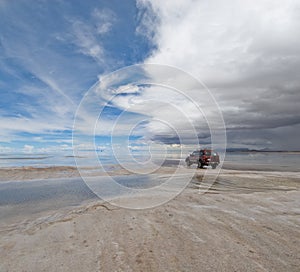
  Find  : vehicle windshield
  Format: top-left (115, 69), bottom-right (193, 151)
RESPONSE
top-left (192, 151), bottom-right (199, 155)
top-left (200, 150), bottom-right (212, 156)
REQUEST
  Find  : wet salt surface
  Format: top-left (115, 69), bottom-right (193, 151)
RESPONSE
top-left (224, 152), bottom-right (300, 172)
top-left (0, 152), bottom-right (299, 226)
top-left (0, 174), bottom-right (181, 224)
top-left (0, 174), bottom-right (174, 204)
top-left (0, 178), bottom-right (94, 224)
top-left (0, 178), bottom-right (96, 206)
top-left (1, 171), bottom-right (299, 215)
top-left (1, 152), bottom-right (299, 171)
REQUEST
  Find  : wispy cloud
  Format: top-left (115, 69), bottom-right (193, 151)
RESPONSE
top-left (0, 2), bottom-right (119, 147)
top-left (69, 7), bottom-right (117, 67)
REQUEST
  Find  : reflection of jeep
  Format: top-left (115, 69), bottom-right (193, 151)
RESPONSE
top-left (185, 149), bottom-right (220, 169)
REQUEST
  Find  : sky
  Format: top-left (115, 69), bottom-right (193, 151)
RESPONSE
top-left (0, 0), bottom-right (300, 153)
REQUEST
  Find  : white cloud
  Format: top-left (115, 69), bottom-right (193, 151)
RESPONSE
top-left (139, 0), bottom-right (300, 83)
top-left (23, 144), bottom-right (34, 153)
top-left (112, 84), bottom-right (140, 95)
top-left (136, 0), bottom-right (300, 149)
top-left (0, 145), bottom-right (13, 153)
top-left (75, 68), bottom-right (216, 148)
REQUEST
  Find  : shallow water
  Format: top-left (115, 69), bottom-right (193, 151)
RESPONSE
top-left (0, 173), bottom-right (184, 224)
top-left (0, 178), bottom-right (95, 224)
top-left (224, 152), bottom-right (300, 172)
top-left (0, 151), bottom-right (300, 172)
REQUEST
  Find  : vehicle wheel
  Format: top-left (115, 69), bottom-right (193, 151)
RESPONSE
top-left (198, 162), bottom-right (204, 168)
top-left (186, 160), bottom-right (191, 167)
top-left (212, 164), bottom-right (217, 169)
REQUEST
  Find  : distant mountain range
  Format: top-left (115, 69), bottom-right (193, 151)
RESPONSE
top-left (225, 148), bottom-right (300, 153)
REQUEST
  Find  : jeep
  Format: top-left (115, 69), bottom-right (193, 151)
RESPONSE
top-left (185, 149), bottom-right (220, 169)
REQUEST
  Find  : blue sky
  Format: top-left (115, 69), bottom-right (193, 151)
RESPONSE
top-left (1, 0), bottom-right (300, 153)
top-left (0, 0), bottom-right (156, 153)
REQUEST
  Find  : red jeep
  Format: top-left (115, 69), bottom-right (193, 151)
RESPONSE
top-left (185, 149), bottom-right (220, 169)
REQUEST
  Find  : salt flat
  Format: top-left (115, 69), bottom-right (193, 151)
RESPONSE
top-left (0, 167), bottom-right (299, 271)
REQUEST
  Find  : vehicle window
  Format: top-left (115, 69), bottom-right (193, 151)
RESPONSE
top-left (205, 151), bottom-right (211, 156)
top-left (192, 151), bottom-right (199, 155)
